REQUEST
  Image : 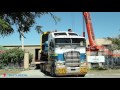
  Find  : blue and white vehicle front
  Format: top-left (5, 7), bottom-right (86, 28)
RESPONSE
top-left (54, 38), bottom-right (88, 76)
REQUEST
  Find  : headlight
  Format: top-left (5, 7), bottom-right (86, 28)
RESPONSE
top-left (56, 61), bottom-right (65, 66)
top-left (80, 62), bottom-right (87, 66)
top-left (56, 63), bottom-right (63, 66)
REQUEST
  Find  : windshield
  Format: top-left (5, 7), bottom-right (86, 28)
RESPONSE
top-left (55, 38), bottom-right (86, 48)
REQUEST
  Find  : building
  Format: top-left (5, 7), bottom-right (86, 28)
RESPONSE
top-left (3, 45), bottom-right (40, 63)
top-left (86, 38), bottom-right (112, 47)
top-left (2, 38), bottom-right (113, 64)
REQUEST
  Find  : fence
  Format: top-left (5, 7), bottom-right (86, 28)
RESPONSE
top-left (104, 56), bottom-right (120, 69)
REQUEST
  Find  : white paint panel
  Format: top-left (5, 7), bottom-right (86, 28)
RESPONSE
top-left (55, 48), bottom-right (86, 54)
top-left (87, 56), bottom-right (105, 63)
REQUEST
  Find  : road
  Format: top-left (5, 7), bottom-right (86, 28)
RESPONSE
top-left (17, 69), bottom-right (120, 78)
top-left (1, 69), bottom-right (120, 78)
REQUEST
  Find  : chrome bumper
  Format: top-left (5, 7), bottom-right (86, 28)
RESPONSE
top-left (55, 67), bottom-right (88, 76)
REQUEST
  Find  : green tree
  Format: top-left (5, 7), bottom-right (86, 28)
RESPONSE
top-left (0, 48), bottom-right (33, 69)
top-left (0, 12), bottom-right (60, 38)
top-left (106, 34), bottom-right (120, 50)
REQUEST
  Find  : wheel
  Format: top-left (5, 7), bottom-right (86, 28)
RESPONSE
top-left (79, 75), bottom-right (85, 77)
top-left (40, 64), bottom-right (43, 72)
top-left (50, 67), bottom-right (56, 77)
top-left (43, 64), bottom-right (46, 73)
top-left (36, 64), bottom-right (40, 69)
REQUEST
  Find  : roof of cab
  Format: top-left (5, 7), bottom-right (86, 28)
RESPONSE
top-left (50, 31), bottom-right (85, 38)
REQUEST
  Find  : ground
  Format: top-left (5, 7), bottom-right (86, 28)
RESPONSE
top-left (0, 69), bottom-right (22, 78)
top-left (1, 68), bottom-right (120, 78)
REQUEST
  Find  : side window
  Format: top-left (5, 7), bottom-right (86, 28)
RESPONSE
top-left (80, 41), bottom-right (84, 46)
top-left (49, 41), bottom-right (52, 50)
top-left (51, 42), bottom-right (54, 48)
top-left (49, 41), bottom-right (54, 50)
top-left (49, 42), bottom-right (51, 47)
top-left (80, 39), bottom-right (86, 46)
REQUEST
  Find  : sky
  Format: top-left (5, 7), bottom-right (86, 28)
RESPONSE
top-left (0, 12), bottom-right (120, 45)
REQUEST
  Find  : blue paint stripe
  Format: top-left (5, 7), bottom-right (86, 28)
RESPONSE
top-left (80, 53), bottom-right (86, 59)
top-left (50, 53), bottom-right (86, 61)
top-left (57, 54), bottom-right (64, 61)
top-left (50, 54), bottom-right (64, 61)
top-left (80, 53), bottom-right (86, 62)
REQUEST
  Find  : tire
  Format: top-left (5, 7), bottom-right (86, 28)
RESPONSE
top-left (79, 75), bottom-right (85, 77)
top-left (40, 64), bottom-right (43, 72)
top-left (43, 64), bottom-right (46, 73)
top-left (36, 64), bottom-right (40, 69)
top-left (50, 67), bottom-right (56, 77)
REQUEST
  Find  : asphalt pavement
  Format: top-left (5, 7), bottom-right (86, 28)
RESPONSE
top-left (1, 69), bottom-right (120, 78)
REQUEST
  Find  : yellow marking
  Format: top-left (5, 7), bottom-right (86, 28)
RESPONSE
top-left (56, 68), bottom-right (66, 74)
top-left (80, 67), bottom-right (88, 74)
top-left (43, 32), bottom-right (48, 34)
top-left (54, 54), bottom-right (58, 56)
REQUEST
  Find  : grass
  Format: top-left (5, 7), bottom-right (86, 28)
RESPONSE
top-left (88, 69), bottom-right (120, 75)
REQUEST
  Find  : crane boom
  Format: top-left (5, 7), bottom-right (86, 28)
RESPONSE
top-left (83, 12), bottom-right (96, 47)
top-left (83, 12), bottom-right (106, 68)
top-left (83, 12), bottom-right (104, 51)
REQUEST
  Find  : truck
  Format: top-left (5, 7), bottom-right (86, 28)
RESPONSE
top-left (39, 31), bottom-right (88, 77)
top-left (83, 12), bottom-right (105, 68)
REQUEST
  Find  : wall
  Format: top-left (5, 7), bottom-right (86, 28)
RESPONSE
top-left (3, 45), bottom-right (40, 63)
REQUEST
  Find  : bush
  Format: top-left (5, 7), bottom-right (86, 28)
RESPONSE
top-left (0, 48), bottom-right (33, 69)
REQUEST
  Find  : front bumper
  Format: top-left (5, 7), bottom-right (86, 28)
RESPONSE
top-left (55, 67), bottom-right (88, 76)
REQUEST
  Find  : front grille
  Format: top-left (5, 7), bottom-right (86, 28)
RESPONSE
top-left (64, 51), bottom-right (80, 67)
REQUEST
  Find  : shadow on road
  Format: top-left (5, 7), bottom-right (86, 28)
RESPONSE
top-left (42, 71), bottom-right (85, 78)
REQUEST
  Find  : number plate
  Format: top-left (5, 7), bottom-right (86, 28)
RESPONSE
top-left (71, 69), bottom-right (76, 71)
top-left (70, 67), bottom-right (76, 71)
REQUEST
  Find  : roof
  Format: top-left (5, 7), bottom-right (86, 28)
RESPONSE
top-left (50, 31), bottom-right (84, 38)
top-left (86, 38), bottom-right (112, 46)
top-left (2, 45), bottom-right (40, 47)
top-left (0, 45), bottom-right (7, 50)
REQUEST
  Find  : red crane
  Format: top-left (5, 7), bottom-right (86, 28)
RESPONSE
top-left (83, 12), bottom-right (118, 57)
top-left (83, 12), bottom-right (104, 52)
